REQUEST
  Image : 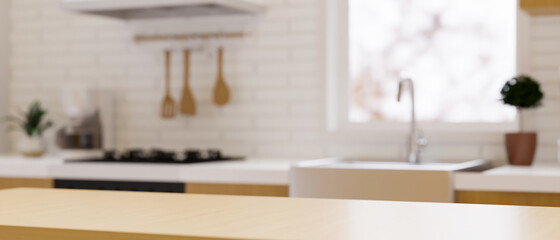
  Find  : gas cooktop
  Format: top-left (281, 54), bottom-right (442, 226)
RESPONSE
top-left (66, 149), bottom-right (243, 164)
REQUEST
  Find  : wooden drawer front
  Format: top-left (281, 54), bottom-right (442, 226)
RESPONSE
top-left (0, 178), bottom-right (53, 190)
top-left (186, 183), bottom-right (288, 197)
top-left (521, 0), bottom-right (560, 15)
top-left (456, 191), bottom-right (560, 207)
top-left (521, 0), bottom-right (560, 8)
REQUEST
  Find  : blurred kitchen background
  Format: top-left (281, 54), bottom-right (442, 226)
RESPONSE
top-left (0, 0), bottom-right (558, 164)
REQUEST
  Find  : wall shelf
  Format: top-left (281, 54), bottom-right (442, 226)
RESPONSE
top-left (521, 0), bottom-right (560, 15)
top-left (60, 0), bottom-right (266, 19)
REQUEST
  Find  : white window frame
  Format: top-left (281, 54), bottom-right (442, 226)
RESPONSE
top-left (326, 0), bottom-right (530, 133)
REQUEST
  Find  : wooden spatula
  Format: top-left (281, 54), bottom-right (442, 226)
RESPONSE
top-left (161, 50), bottom-right (176, 119)
top-left (180, 50), bottom-right (196, 115)
top-left (213, 47), bottom-right (230, 106)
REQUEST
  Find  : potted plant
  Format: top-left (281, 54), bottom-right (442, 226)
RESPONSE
top-left (500, 75), bottom-right (544, 166)
top-left (3, 101), bottom-right (53, 157)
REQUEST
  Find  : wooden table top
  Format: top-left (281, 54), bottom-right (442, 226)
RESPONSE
top-left (1, 188), bottom-right (560, 240)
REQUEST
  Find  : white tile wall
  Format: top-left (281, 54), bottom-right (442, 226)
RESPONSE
top-left (0, 0), bottom-right (9, 153)
top-left (6, 0), bottom-right (560, 163)
top-left (527, 15), bottom-right (560, 163)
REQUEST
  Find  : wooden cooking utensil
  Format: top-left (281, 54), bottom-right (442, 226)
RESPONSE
top-left (161, 50), bottom-right (176, 119)
top-left (180, 50), bottom-right (196, 115)
top-left (213, 47), bottom-right (230, 106)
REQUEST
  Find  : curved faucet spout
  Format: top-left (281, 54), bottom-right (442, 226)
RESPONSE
top-left (397, 78), bottom-right (425, 164)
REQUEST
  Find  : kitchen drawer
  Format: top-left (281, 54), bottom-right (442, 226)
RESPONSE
top-left (0, 177), bottom-right (53, 190)
top-left (185, 183), bottom-right (288, 197)
top-left (455, 190), bottom-right (560, 207)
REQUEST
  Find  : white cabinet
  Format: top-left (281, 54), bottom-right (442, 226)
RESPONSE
top-left (290, 158), bottom-right (491, 203)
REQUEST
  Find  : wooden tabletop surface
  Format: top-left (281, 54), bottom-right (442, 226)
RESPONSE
top-left (1, 188), bottom-right (560, 240)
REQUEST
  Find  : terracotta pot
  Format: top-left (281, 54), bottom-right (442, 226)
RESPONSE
top-left (505, 132), bottom-right (537, 166)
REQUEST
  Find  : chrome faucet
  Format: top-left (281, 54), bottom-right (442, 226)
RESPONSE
top-left (397, 78), bottom-right (427, 164)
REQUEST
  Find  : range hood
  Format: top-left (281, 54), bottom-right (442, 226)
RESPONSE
top-left (60, 0), bottom-right (266, 19)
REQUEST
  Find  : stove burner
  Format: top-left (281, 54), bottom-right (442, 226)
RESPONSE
top-left (122, 149), bottom-right (145, 160)
top-left (67, 149), bottom-right (243, 164)
top-left (207, 149), bottom-right (221, 160)
top-left (148, 149), bottom-right (176, 162)
top-left (184, 150), bottom-right (201, 161)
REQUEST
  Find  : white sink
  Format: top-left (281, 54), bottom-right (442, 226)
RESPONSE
top-left (309, 159), bottom-right (491, 171)
top-left (290, 158), bottom-right (491, 202)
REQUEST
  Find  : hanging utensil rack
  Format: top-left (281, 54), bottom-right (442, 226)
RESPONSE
top-left (134, 32), bottom-right (248, 43)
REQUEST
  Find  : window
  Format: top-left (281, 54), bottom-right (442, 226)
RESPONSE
top-left (344, 0), bottom-right (517, 124)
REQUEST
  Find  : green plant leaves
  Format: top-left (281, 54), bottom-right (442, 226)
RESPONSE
top-left (1, 100), bottom-right (53, 137)
top-left (500, 75), bottom-right (544, 109)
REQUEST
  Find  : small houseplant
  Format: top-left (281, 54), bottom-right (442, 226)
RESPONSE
top-left (3, 101), bottom-right (53, 157)
top-left (500, 75), bottom-right (544, 166)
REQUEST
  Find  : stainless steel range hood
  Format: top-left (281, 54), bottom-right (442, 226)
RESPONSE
top-left (60, 0), bottom-right (266, 19)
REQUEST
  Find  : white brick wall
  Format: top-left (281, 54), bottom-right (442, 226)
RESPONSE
top-left (5, 0), bottom-right (560, 163)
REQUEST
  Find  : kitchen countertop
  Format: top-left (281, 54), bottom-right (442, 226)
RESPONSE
top-left (10, 155), bottom-right (560, 192)
top-left (454, 164), bottom-right (560, 193)
top-left (0, 155), bottom-right (304, 185)
top-left (2, 188), bottom-right (560, 240)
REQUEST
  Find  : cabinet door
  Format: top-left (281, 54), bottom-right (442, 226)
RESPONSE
top-left (455, 191), bottom-right (560, 207)
top-left (185, 183), bottom-right (288, 197)
top-left (291, 168), bottom-right (453, 203)
top-left (521, 0), bottom-right (560, 15)
top-left (0, 178), bottom-right (53, 190)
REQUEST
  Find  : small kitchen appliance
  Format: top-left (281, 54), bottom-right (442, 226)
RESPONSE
top-left (56, 88), bottom-right (114, 159)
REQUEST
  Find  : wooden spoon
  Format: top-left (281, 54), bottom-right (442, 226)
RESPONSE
top-left (161, 50), bottom-right (176, 119)
top-left (180, 50), bottom-right (196, 115)
top-left (213, 47), bottom-right (230, 106)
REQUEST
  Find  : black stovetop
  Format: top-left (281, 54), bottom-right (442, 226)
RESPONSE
top-left (67, 149), bottom-right (243, 164)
